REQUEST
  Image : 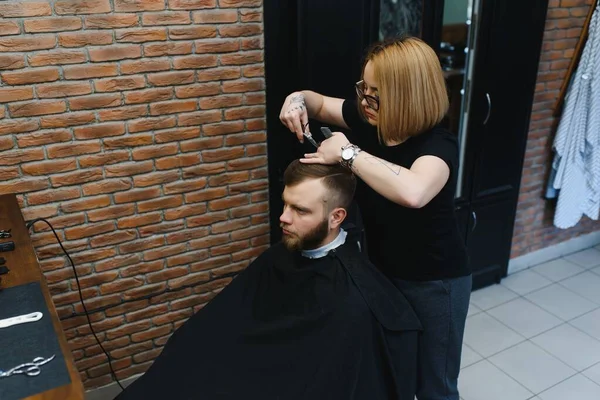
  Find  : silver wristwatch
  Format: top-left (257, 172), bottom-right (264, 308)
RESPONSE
top-left (340, 143), bottom-right (361, 169)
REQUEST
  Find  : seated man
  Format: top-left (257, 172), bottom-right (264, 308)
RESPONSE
top-left (115, 160), bottom-right (421, 400)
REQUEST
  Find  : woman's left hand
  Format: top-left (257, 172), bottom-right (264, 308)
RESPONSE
top-left (300, 131), bottom-right (349, 165)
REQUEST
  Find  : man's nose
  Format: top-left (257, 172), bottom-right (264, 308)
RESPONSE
top-left (279, 207), bottom-right (291, 224)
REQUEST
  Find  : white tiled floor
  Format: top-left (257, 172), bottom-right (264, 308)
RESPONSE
top-left (459, 245), bottom-right (600, 400)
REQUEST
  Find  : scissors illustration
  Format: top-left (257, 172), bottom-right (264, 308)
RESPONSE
top-left (0, 354), bottom-right (55, 377)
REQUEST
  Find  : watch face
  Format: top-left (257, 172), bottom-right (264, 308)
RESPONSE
top-left (342, 148), bottom-right (354, 160)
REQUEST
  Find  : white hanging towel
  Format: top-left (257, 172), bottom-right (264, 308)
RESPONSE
top-left (550, 1), bottom-right (600, 229)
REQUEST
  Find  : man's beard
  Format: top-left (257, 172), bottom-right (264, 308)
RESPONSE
top-left (281, 218), bottom-right (329, 252)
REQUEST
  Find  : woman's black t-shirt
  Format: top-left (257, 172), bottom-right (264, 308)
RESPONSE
top-left (342, 99), bottom-right (470, 281)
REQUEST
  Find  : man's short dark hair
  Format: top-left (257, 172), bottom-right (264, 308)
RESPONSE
top-left (283, 160), bottom-right (356, 211)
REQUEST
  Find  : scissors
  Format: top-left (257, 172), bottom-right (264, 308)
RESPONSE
top-left (302, 124), bottom-right (334, 149)
top-left (0, 229), bottom-right (11, 238)
top-left (0, 354), bottom-right (55, 377)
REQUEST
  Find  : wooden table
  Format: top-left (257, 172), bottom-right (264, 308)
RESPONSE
top-left (0, 194), bottom-right (84, 400)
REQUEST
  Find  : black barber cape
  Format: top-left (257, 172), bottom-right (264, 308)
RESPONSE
top-left (115, 240), bottom-right (422, 400)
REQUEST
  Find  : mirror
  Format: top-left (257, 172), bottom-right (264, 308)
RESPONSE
top-left (379, 0), bottom-right (423, 39)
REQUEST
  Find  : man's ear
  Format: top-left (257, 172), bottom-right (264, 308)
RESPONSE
top-left (329, 207), bottom-right (347, 229)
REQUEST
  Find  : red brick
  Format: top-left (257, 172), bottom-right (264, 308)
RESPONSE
top-left (209, 171), bottom-right (249, 186)
top-left (243, 65), bottom-right (264, 78)
top-left (0, 20), bottom-right (19, 35)
top-left (199, 94), bottom-right (243, 109)
top-left (0, 148), bottom-right (45, 166)
top-left (164, 204), bottom-right (207, 221)
top-left (83, 179), bottom-right (132, 196)
top-left (79, 151), bottom-right (130, 168)
top-left (246, 92), bottom-right (265, 105)
top-left (117, 213), bottom-right (162, 229)
top-left (28, 50), bottom-right (86, 67)
top-left (115, 0), bottom-right (165, 12)
top-left (169, 26), bottom-right (217, 40)
top-left (0, 35), bottom-right (55, 52)
top-left (147, 71), bottom-right (195, 86)
top-left (195, 39), bottom-right (239, 53)
top-left (40, 112), bottom-right (96, 128)
top-left (21, 204), bottom-right (59, 220)
top-left (0, 118), bottom-right (38, 135)
top-left (0, 167), bottom-right (20, 181)
top-left (225, 131), bottom-right (265, 146)
top-left (156, 153), bottom-right (200, 170)
top-left (160, 127), bottom-right (201, 144)
top-left (89, 45), bottom-right (142, 62)
top-left (133, 170), bottom-right (179, 187)
top-left (17, 129), bottom-right (71, 147)
top-left (137, 195), bottom-right (182, 213)
top-left (128, 116), bottom-right (176, 133)
top-left (9, 100), bottom-right (66, 117)
top-left (119, 236), bottom-right (164, 254)
top-left (70, 94), bottom-right (122, 111)
top-left (95, 76), bottom-right (146, 93)
top-left (124, 88), bottom-right (171, 105)
top-left (115, 28), bottom-right (167, 43)
top-left (132, 143), bottom-right (179, 160)
top-left (85, 14), bottom-right (139, 29)
top-left (98, 105), bottom-right (148, 121)
top-left (104, 133), bottom-right (153, 149)
top-left (51, 169), bottom-right (103, 188)
top-left (202, 146), bottom-right (245, 162)
top-left (47, 141), bottom-right (101, 159)
top-left (142, 11), bottom-right (191, 25)
top-left (1, 67), bottom-right (59, 85)
top-left (0, 54), bottom-right (25, 70)
top-left (173, 55), bottom-right (218, 69)
top-left (121, 58), bottom-right (170, 74)
top-left (143, 42), bottom-right (193, 56)
top-left (58, 31), bottom-right (113, 47)
top-left (37, 82), bottom-right (92, 98)
top-left (220, 51), bottom-right (263, 65)
top-left (197, 66), bottom-right (241, 81)
top-left (105, 161), bottom-right (154, 177)
top-left (178, 110), bottom-right (222, 126)
top-left (101, 276), bottom-right (145, 295)
top-left (219, 0), bottom-right (260, 6)
top-left (168, 0), bottom-right (216, 9)
top-left (63, 64), bottom-right (118, 79)
top-left (150, 99), bottom-right (197, 115)
top-left (227, 156), bottom-right (267, 171)
top-left (240, 9), bottom-right (262, 22)
top-left (22, 159), bottom-right (77, 176)
top-left (185, 186), bottom-right (227, 203)
top-left (0, 87), bottom-right (33, 103)
top-left (0, 136), bottom-right (13, 151)
top-left (225, 105), bottom-right (264, 120)
top-left (0, 178), bottom-right (49, 195)
top-left (131, 325), bottom-right (172, 343)
top-left (0, 2), bottom-right (50, 17)
top-left (175, 82), bottom-right (220, 98)
top-left (24, 17), bottom-right (82, 33)
top-left (222, 78), bottom-right (263, 93)
top-left (65, 221), bottom-right (115, 240)
top-left (193, 10), bottom-right (237, 23)
top-left (88, 204), bottom-right (136, 222)
top-left (182, 162), bottom-right (225, 178)
top-left (187, 210), bottom-right (229, 229)
top-left (54, 0), bottom-right (111, 14)
top-left (219, 23), bottom-right (262, 37)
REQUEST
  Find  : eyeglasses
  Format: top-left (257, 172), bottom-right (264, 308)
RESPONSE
top-left (355, 80), bottom-right (379, 111)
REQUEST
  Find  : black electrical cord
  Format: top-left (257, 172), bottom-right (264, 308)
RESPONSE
top-left (26, 218), bottom-right (125, 392)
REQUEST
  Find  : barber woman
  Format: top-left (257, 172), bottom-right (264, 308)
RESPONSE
top-left (279, 36), bottom-right (472, 400)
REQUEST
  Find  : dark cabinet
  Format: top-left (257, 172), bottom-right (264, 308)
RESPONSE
top-left (264, 0), bottom-right (549, 290)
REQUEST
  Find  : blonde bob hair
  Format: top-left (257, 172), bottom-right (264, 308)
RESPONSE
top-left (359, 36), bottom-right (449, 144)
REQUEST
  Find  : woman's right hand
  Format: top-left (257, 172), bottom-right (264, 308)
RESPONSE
top-left (279, 92), bottom-right (309, 142)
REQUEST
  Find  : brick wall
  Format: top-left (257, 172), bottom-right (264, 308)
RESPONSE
top-left (512, 0), bottom-right (600, 258)
top-left (0, 0), bottom-right (269, 389)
